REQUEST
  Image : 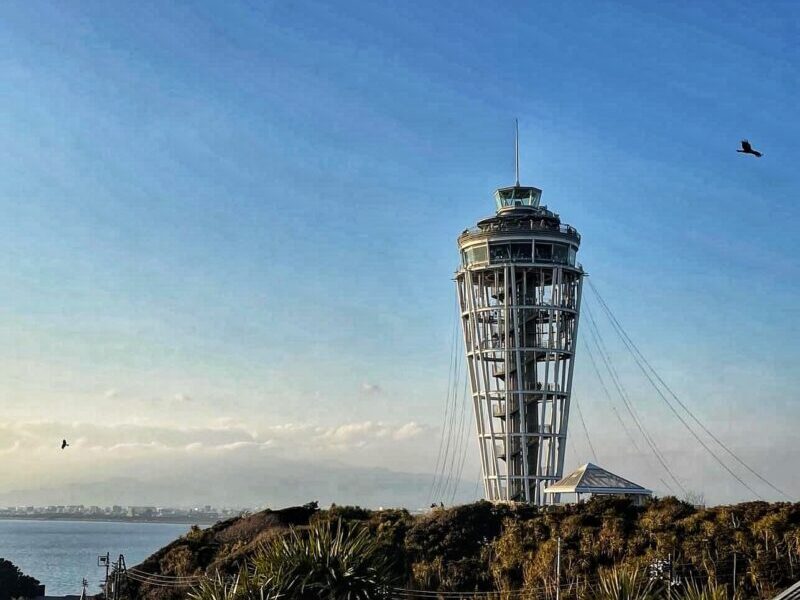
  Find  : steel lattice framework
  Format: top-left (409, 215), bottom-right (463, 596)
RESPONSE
top-left (456, 184), bottom-right (584, 504)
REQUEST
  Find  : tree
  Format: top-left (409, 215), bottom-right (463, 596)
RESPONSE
top-left (0, 558), bottom-right (42, 600)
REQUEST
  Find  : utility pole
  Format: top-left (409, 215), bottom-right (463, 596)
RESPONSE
top-left (667, 553), bottom-right (673, 600)
top-left (110, 554), bottom-right (126, 600)
top-left (98, 553), bottom-right (110, 597)
top-left (117, 555), bottom-right (127, 600)
top-left (111, 562), bottom-right (117, 600)
top-left (556, 537), bottom-right (562, 600)
top-left (732, 512), bottom-right (740, 598)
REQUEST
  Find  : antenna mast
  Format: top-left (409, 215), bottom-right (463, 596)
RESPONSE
top-left (515, 118), bottom-right (520, 187)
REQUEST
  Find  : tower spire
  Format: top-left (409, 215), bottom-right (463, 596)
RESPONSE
top-left (515, 118), bottom-right (520, 187)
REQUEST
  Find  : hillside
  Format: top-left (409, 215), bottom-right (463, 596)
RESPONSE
top-left (120, 498), bottom-right (800, 599)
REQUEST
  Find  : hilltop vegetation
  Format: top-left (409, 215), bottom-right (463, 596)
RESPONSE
top-left (120, 498), bottom-right (800, 599)
top-left (0, 558), bottom-right (42, 600)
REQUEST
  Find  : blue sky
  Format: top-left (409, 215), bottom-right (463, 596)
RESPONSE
top-left (0, 1), bottom-right (798, 505)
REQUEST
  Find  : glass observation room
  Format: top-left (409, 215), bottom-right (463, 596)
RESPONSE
top-left (494, 185), bottom-right (542, 210)
top-left (462, 241), bottom-right (577, 267)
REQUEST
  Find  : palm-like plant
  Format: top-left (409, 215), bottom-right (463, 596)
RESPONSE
top-left (678, 579), bottom-right (728, 600)
top-left (249, 518), bottom-right (393, 600)
top-left (188, 570), bottom-right (280, 600)
top-left (187, 572), bottom-right (242, 600)
top-left (593, 568), bottom-right (658, 600)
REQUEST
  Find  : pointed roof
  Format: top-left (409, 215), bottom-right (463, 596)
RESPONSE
top-left (543, 463), bottom-right (652, 496)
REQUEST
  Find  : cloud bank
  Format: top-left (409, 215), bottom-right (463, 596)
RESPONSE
top-left (0, 418), bottom-right (463, 508)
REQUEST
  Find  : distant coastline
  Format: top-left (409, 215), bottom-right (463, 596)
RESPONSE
top-left (0, 517), bottom-right (190, 595)
top-left (0, 515), bottom-right (221, 525)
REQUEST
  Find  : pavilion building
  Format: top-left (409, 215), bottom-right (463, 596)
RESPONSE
top-left (543, 462), bottom-right (652, 505)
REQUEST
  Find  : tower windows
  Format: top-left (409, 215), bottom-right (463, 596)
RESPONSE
top-left (489, 243), bottom-right (510, 262)
top-left (510, 243), bottom-right (533, 262)
top-left (463, 244), bottom-right (489, 266)
top-left (534, 242), bottom-right (574, 265)
top-left (534, 242), bottom-right (553, 261)
top-left (466, 241), bottom-right (575, 266)
top-left (553, 244), bottom-right (568, 264)
top-left (488, 242), bottom-right (532, 263)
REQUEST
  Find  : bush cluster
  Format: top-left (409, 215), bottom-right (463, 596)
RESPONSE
top-left (0, 558), bottom-right (42, 600)
top-left (123, 498), bottom-right (800, 600)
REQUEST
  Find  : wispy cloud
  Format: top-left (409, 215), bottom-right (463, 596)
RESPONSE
top-left (393, 422), bottom-right (424, 440)
top-left (0, 418), bottom-right (426, 457)
top-left (0, 417), bottom-right (438, 499)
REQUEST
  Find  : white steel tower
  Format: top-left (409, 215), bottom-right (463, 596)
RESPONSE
top-left (456, 170), bottom-right (584, 504)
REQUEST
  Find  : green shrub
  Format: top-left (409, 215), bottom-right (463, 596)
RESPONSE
top-left (592, 567), bottom-right (658, 600)
top-left (250, 518), bottom-right (394, 599)
top-left (188, 518), bottom-right (394, 600)
top-left (678, 579), bottom-right (728, 600)
top-left (187, 572), bottom-right (243, 600)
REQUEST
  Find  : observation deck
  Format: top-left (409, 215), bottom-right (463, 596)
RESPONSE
top-left (458, 185), bottom-right (580, 247)
top-left (458, 185), bottom-right (582, 272)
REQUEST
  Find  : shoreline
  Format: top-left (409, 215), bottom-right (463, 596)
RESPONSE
top-left (0, 515), bottom-right (222, 525)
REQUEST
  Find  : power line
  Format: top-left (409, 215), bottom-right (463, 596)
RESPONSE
top-left (448, 375), bottom-right (473, 502)
top-left (583, 301), bottom-right (686, 495)
top-left (581, 333), bottom-right (676, 496)
top-left (588, 279), bottom-right (790, 501)
top-left (428, 300), bottom-right (458, 500)
top-left (442, 372), bottom-right (469, 501)
top-left (587, 281), bottom-right (766, 499)
top-left (124, 571), bottom-right (202, 588)
top-left (581, 324), bottom-right (676, 494)
top-left (573, 394), bottom-right (598, 463)
top-left (117, 551), bottom-right (798, 600)
top-left (127, 567), bottom-right (202, 582)
top-left (584, 301), bottom-right (681, 491)
top-left (581, 337), bottom-right (645, 456)
top-left (434, 341), bottom-right (464, 501)
top-left (392, 574), bottom-right (610, 599)
top-left (430, 297), bottom-right (461, 502)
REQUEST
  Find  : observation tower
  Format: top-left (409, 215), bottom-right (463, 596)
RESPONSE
top-left (456, 141), bottom-right (584, 504)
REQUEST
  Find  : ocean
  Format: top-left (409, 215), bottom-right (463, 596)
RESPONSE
top-left (0, 519), bottom-right (189, 596)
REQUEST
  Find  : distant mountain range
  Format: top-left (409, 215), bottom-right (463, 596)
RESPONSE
top-left (0, 457), bottom-right (474, 510)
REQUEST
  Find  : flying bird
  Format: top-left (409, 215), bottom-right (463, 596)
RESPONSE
top-left (61, 439), bottom-right (69, 450)
top-left (737, 140), bottom-right (762, 157)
